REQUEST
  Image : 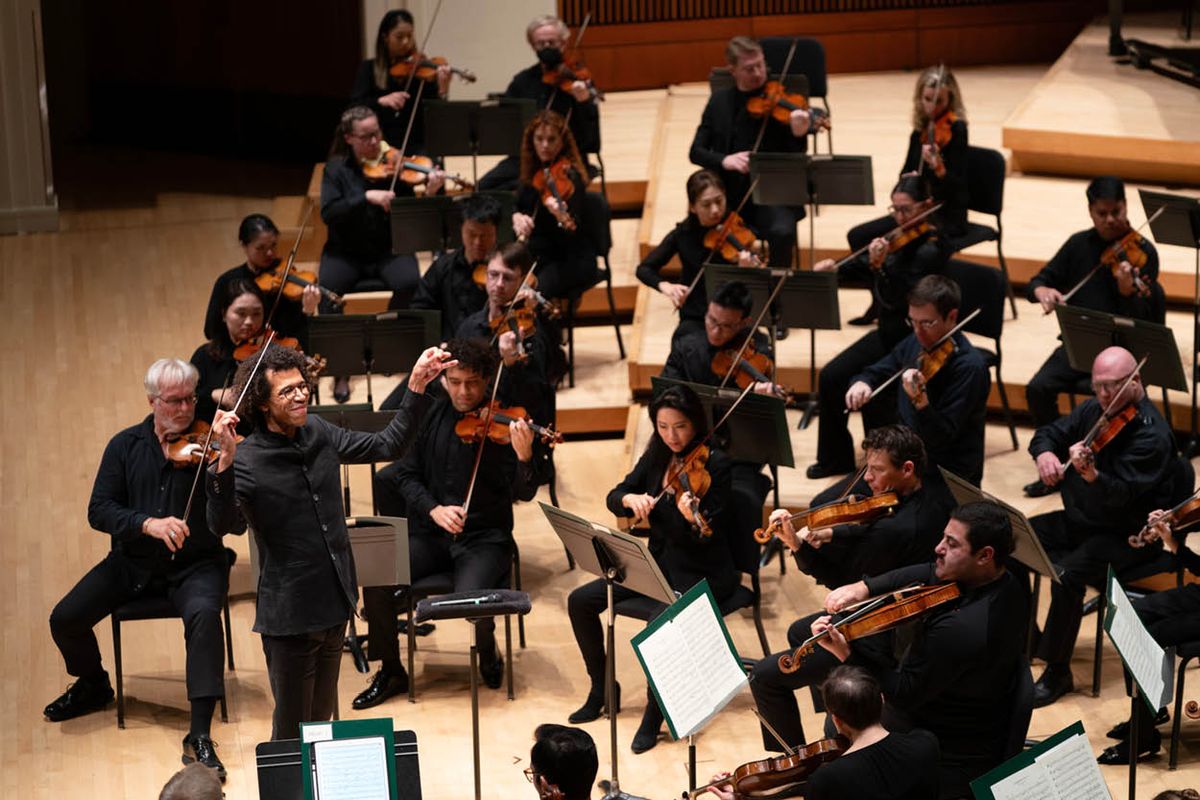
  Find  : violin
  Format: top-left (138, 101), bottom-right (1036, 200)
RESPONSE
top-left (454, 402), bottom-right (563, 447)
top-left (666, 444), bottom-right (714, 537)
top-left (915, 338), bottom-right (954, 383)
top-left (233, 326), bottom-right (328, 377)
top-left (488, 306), bottom-right (537, 363)
top-left (1100, 227), bottom-right (1153, 298)
top-left (542, 54), bottom-right (604, 101)
top-left (532, 158), bottom-right (577, 231)
top-left (746, 81), bottom-right (830, 131)
top-left (921, 110), bottom-right (956, 151)
top-left (1085, 402), bottom-right (1137, 454)
top-left (388, 52), bottom-right (476, 84)
top-left (1129, 489), bottom-right (1200, 549)
top-left (887, 220), bottom-right (933, 255)
top-left (165, 420), bottom-right (243, 469)
top-left (779, 583), bottom-right (961, 673)
top-left (255, 259), bottom-right (343, 308)
top-left (689, 736), bottom-right (848, 799)
top-left (702, 212), bottom-right (766, 264)
top-left (710, 341), bottom-right (787, 397)
top-left (360, 148), bottom-right (472, 189)
top-left (755, 493), bottom-right (899, 544)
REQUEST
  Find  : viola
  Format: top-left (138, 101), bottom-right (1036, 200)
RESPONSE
top-left (454, 402), bottom-right (563, 447)
top-left (710, 340), bottom-right (787, 397)
top-left (532, 158), bottom-right (577, 231)
top-left (360, 148), bottom-right (471, 189)
top-left (702, 212), bottom-right (765, 264)
top-left (665, 444), bottom-right (714, 537)
top-left (689, 736), bottom-right (848, 799)
top-left (915, 337), bottom-right (954, 383)
top-left (921, 110), bottom-right (957, 150)
top-left (1129, 488), bottom-right (1200, 548)
top-left (255, 259), bottom-right (343, 308)
top-left (746, 81), bottom-right (830, 131)
top-left (887, 220), bottom-right (933, 255)
top-left (779, 583), bottom-right (961, 673)
top-left (1100, 227), bottom-right (1153, 298)
top-left (233, 326), bottom-right (328, 377)
top-left (755, 492), bottom-right (899, 544)
top-left (165, 420), bottom-right (243, 469)
top-left (388, 52), bottom-right (476, 84)
top-left (542, 54), bottom-right (604, 101)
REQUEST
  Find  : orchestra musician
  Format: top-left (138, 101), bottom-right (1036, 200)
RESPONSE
top-left (359, 338), bottom-right (540, 707)
top-left (690, 36), bottom-right (813, 269)
top-left (1023, 346), bottom-right (1177, 708)
top-left (205, 344), bottom-right (453, 739)
top-left (808, 177), bottom-right (950, 479)
top-left (526, 724), bottom-right (599, 800)
top-left (567, 385), bottom-right (737, 754)
top-left (46, 359), bottom-right (230, 779)
top-left (191, 278), bottom-right (266, 426)
top-left (636, 169), bottom-right (762, 343)
top-left (750, 502), bottom-right (1028, 799)
top-left (1023, 177), bottom-right (1162, 497)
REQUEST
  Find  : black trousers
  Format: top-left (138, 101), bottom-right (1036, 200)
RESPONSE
top-left (746, 203), bottom-right (802, 268)
top-left (567, 580), bottom-right (668, 688)
top-left (533, 245), bottom-right (599, 300)
top-left (361, 529), bottom-right (512, 665)
top-left (815, 330), bottom-right (898, 469)
top-left (318, 250), bottom-right (420, 313)
top-left (49, 552), bottom-right (227, 700)
top-left (261, 622), bottom-right (346, 741)
top-left (1025, 346), bottom-right (1089, 429)
top-left (1028, 511), bottom-right (1163, 668)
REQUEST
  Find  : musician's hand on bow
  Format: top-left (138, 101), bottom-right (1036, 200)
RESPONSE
top-left (658, 281), bottom-right (690, 309)
top-left (408, 345), bottom-right (457, 393)
top-left (768, 508), bottom-right (801, 552)
top-left (512, 212), bottom-right (534, 240)
top-left (430, 504), bottom-right (466, 535)
top-left (845, 380), bottom-right (872, 411)
top-left (1115, 260), bottom-right (1137, 296)
top-left (825, 580), bottom-right (869, 614)
top-left (813, 258), bottom-right (837, 272)
top-left (365, 189), bottom-right (396, 211)
top-left (144, 516), bottom-right (190, 553)
top-left (1035, 451), bottom-right (1065, 487)
top-left (1033, 286), bottom-right (1064, 314)
top-left (721, 151), bottom-right (750, 175)
top-left (812, 615), bottom-right (851, 662)
top-left (622, 493), bottom-right (656, 525)
top-left (867, 237), bottom-right (888, 269)
top-left (1068, 442), bottom-right (1097, 483)
top-left (509, 419), bottom-right (534, 463)
top-left (378, 90), bottom-right (410, 111)
top-left (805, 526), bottom-right (833, 549)
top-left (701, 773), bottom-right (735, 800)
top-left (902, 369), bottom-right (929, 409)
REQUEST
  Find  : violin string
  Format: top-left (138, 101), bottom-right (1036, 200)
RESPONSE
top-left (262, 201), bottom-right (312, 332)
top-left (686, 175), bottom-right (761, 298)
top-left (832, 201), bottom-right (943, 271)
top-left (461, 360), bottom-right (505, 516)
top-left (750, 37), bottom-right (799, 154)
top-left (1061, 354), bottom-right (1148, 481)
top-left (717, 270), bottom-right (789, 389)
top-left (1054, 205), bottom-right (1166, 311)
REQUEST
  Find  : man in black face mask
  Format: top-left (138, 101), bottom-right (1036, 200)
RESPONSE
top-left (477, 14), bottom-right (600, 191)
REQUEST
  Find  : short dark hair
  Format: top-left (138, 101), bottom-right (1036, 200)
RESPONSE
top-left (444, 337), bottom-right (498, 382)
top-left (495, 240), bottom-right (533, 276)
top-left (725, 35), bottom-right (762, 65)
top-left (233, 344), bottom-right (312, 429)
top-left (458, 193), bottom-right (502, 227)
top-left (892, 174), bottom-right (930, 203)
top-left (951, 501), bottom-right (1015, 557)
top-left (159, 762), bottom-right (222, 800)
top-left (530, 724), bottom-right (599, 800)
top-left (712, 280), bottom-right (753, 318)
top-left (1087, 176), bottom-right (1125, 204)
top-left (686, 169), bottom-right (725, 205)
top-left (237, 213), bottom-right (278, 245)
top-left (908, 274), bottom-right (961, 319)
top-left (861, 424), bottom-right (926, 477)
top-left (821, 665), bottom-right (883, 731)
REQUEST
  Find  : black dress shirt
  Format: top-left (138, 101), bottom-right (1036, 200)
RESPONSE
top-left (853, 331), bottom-right (990, 485)
top-left (901, 116), bottom-right (968, 235)
top-left (1028, 395), bottom-right (1175, 535)
top-left (606, 444), bottom-right (739, 602)
top-left (202, 263), bottom-right (308, 343)
top-left (349, 60), bottom-right (429, 154)
top-left (320, 154), bottom-right (414, 262)
top-left (1026, 229), bottom-right (1162, 320)
top-left (661, 327), bottom-right (773, 387)
top-left (807, 729), bottom-right (941, 800)
top-left (838, 229), bottom-right (950, 346)
top-left (206, 390), bottom-right (430, 636)
top-left (393, 395), bottom-right (539, 543)
top-left (504, 63), bottom-right (600, 154)
top-left (636, 214), bottom-right (751, 326)
top-left (89, 417), bottom-right (225, 587)
top-left (515, 164), bottom-right (589, 261)
top-left (190, 344), bottom-right (237, 428)
top-left (455, 309), bottom-right (557, 427)
top-left (410, 249), bottom-right (488, 340)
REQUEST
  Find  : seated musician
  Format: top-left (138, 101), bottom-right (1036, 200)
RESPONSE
top-left (202, 214), bottom-right (316, 344)
top-left (690, 36), bottom-right (813, 269)
top-left (511, 110), bottom-right (598, 301)
top-left (750, 502), bottom-right (1028, 799)
top-left (410, 193), bottom-right (500, 340)
top-left (637, 169), bottom-right (762, 343)
top-left (357, 338), bottom-right (539, 707)
top-left (567, 385), bottom-right (737, 754)
top-left (1096, 509), bottom-right (1200, 764)
top-left (1023, 176), bottom-right (1162, 497)
top-left (526, 724), bottom-right (599, 800)
top-left (191, 278), bottom-right (266, 427)
top-left (478, 14), bottom-right (600, 191)
top-left (1025, 346), bottom-right (1177, 708)
top-left (808, 176), bottom-right (950, 479)
top-left (844, 274), bottom-right (989, 487)
top-left (46, 359), bottom-right (229, 779)
top-left (766, 425), bottom-right (949, 590)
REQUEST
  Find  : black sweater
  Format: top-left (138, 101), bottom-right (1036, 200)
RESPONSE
top-left (320, 154), bottom-right (414, 261)
top-left (901, 116), bottom-right (968, 236)
top-left (504, 63), bottom-right (600, 154)
top-left (1026, 228), bottom-right (1162, 321)
top-left (636, 214), bottom-right (753, 324)
top-left (410, 248), bottom-right (488, 340)
top-left (838, 229), bottom-right (950, 346)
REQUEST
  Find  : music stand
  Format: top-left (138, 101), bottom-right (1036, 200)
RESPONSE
top-left (444, 190), bottom-right (517, 248)
top-left (1138, 188), bottom-right (1200, 449)
top-left (539, 503), bottom-right (675, 800)
top-left (423, 98), bottom-right (536, 185)
top-left (390, 195), bottom-right (454, 255)
top-left (256, 729), bottom-right (422, 800)
top-left (309, 311), bottom-right (440, 407)
top-left (651, 376), bottom-right (794, 468)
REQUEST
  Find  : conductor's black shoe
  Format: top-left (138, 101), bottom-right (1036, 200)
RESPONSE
top-left (1107, 708), bottom-right (1169, 740)
top-left (352, 668), bottom-right (409, 710)
top-left (43, 673), bottom-right (115, 722)
top-left (480, 653), bottom-right (504, 690)
top-left (631, 701), bottom-right (664, 754)
top-left (333, 376), bottom-right (351, 403)
top-left (1097, 730), bottom-right (1161, 764)
top-left (182, 734), bottom-right (227, 782)
top-left (1032, 667), bottom-right (1074, 708)
top-left (1023, 478), bottom-right (1059, 498)
top-left (806, 462), bottom-right (851, 480)
top-left (568, 682), bottom-right (621, 724)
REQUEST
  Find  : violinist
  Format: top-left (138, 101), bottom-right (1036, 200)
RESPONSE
top-left (637, 169), bottom-right (762, 343)
top-left (1024, 345), bottom-right (1177, 709)
top-left (526, 724), bottom-right (599, 800)
top-left (512, 110), bottom-right (598, 300)
top-left (46, 359), bottom-right (229, 779)
top-left (202, 214), bottom-right (316, 345)
top-left (1096, 508), bottom-right (1200, 764)
top-left (410, 193), bottom-right (500, 340)
top-left (567, 385), bottom-right (737, 753)
top-left (844, 275), bottom-right (989, 487)
top-left (477, 15), bottom-right (600, 191)
top-left (767, 425), bottom-right (949, 590)
top-left (750, 502), bottom-right (1028, 799)
top-left (190, 278), bottom-right (265, 426)
top-left (808, 177), bottom-right (950, 479)
top-left (689, 36), bottom-right (813, 268)
top-left (359, 338), bottom-right (539, 707)
top-left (1023, 177), bottom-right (1162, 497)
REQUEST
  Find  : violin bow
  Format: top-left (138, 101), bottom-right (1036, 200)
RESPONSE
top-left (829, 201), bottom-right (943, 272)
top-left (386, 0), bottom-right (445, 194)
top-left (1130, 485), bottom-right (1200, 548)
top-left (750, 37), bottom-right (800, 154)
top-left (1052, 205), bottom-right (1166, 313)
top-left (460, 358), bottom-right (507, 521)
top-left (261, 201), bottom-right (313, 328)
top-left (684, 175), bottom-right (763, 299)
top-left (548, 12), bottom-right (593, 123)
top-left (845, 306), bottom-right (981, 414)
top-left (717, 270), bottom-right (790, 389)
top-left (1064, 354), bottom-right (1148, 465)
top-left (798, 581), bottom-right (926, 653)
top-left (686, 710), bottom-right (797, 800)
top-left (918, 63), bottom-right (946, 179)
top-left (487, 259), bottom-right (542, 348)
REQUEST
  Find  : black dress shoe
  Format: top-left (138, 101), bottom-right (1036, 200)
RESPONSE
top-left (631, 701), bottom-right (664, 754)
top-left (1023, 478), bottom-right (1059, 498)
top-left (43, 673), bottom-right (114, 722)
top-left (480, 653), bottom-right (504, 690)
top-left (1097, 730), bottom-right (1161, 764)
top-left (806, 462), bottom-right (852, 480)
top-left (774, 322), bottom-right (789, 341)
top-left (183, 734), bottom-right (227, 781)
top-left (352, 668), bottom-right (409, 710)
top-left (1107, 708), bottom-right (1169, 740)
top-left (568, 682), bottom-right (621, 724)
top-left (333, 376), bottom-right (351, 404)
top-left (1032, 667), bottom-right (1074, 708)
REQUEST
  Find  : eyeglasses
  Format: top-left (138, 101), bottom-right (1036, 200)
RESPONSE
top-left (1092, 369), bottom-right (1138, 395)
top-left (888, 204), bottom-right (917, 216)
top-left (905, 316), bottom-right (941, 331)
top-left (523, 767), bottom-right (537, 783)
top-left (276, 381), bottom-right (312, 401)
top-left (156, 394), bottom-right (197, 408)
top-left (351, 129), bottom-right (381, 142)
top-left (704, 313), bottom-right (742, 333)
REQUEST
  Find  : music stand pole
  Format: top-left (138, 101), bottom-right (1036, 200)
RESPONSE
top-left (1190, 247), bottom-right (1199, 453)
top-left (593, 537), bottom-right (626, 796)
top-left (1127, 683), bottom-right (1140, 800)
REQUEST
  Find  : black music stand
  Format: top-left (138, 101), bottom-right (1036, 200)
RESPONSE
top-left (309, 311), bottom-right (440, 407)
top-left (651, 377), bottom-right (794, 469)
top-left (540, 503), bottom-right (675, 800)
top-left (423, 98), bottom-right (536, 186)
top-left (390, 195), bottom-right (454, 255)
top-left (255, 729), bottom-right (422, 800)
top-left (311, 405), bottom-right (397, 514)
top-left (1139, 189), bottom-right (1200, 450)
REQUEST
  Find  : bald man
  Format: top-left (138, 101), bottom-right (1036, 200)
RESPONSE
top-left (1025, 346), bottom-right (1178, 707)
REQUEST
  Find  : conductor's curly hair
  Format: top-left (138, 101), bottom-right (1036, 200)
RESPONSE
top-left (233, 344), bottom-right (312, 429)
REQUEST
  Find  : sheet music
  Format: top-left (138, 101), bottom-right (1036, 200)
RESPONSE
top-left (673, 594), bottom-right (748, 700)
top-left (637, 623), bottom-right (711, 735)
top-left (312, 736), bottom-right (391, 800)
top-left (1107, 575), bottom-right (1168, 708)
top-left (989, 765), bottom-right (1056, 800)
top-left (1035, 733), bottom-right (1111, 800)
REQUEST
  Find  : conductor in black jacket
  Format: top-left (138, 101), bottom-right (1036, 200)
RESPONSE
top-left (690, 36), bottom-right (814, 268)
top-left (206, 343), bottom-right (453, 740)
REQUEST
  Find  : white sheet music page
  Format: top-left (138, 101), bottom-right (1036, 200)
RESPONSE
top-left (312, 736), bottom-right (391, 800)
top-left (1107, 574), bottom-right (1168, 708)
top-left (1034, 733), bottom-right (1111, 800)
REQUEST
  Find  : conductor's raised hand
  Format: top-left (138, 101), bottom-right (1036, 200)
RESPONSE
top-left (408, 345), bottom-right (457, 393)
